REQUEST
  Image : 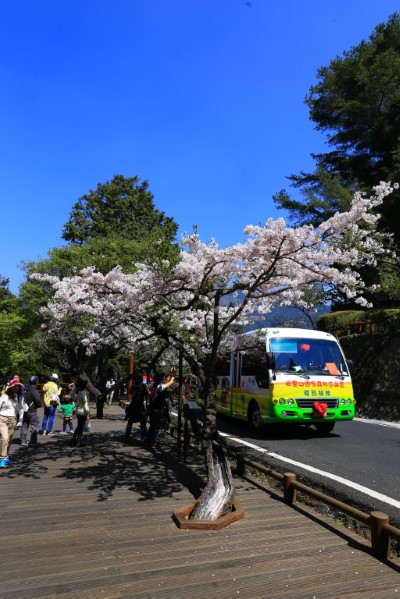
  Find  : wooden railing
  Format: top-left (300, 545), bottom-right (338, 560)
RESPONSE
top-left (233, 454), bottom-right (400, 561)
top-left (168, 419), bottom-right (400, 561)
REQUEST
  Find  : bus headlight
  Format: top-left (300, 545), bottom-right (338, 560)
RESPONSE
top-left (287, 398), bottom-right (295, 405)
top-left (279, 398), bottom-right (285, 405)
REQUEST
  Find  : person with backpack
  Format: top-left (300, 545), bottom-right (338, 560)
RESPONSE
top-left (40, 373), bottom-right (60, 436)
top-left (124, 372), bottom-right (150, 446)
top-left (70, 378), bottom-right (90, 448)
top-left (148, 368), bottom-right (176, 450)
top-left (21, 375), bottom-right (42, 446)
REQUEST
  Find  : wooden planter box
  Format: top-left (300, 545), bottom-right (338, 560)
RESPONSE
top-left (172, 496), bottom-right (245, 530)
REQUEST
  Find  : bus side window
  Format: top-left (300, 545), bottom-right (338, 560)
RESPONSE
top-left (241, 349), bottom-right (269, 389)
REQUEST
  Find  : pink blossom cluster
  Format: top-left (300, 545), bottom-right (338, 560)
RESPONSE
top-left (32, 182), bottom-right (397, 358)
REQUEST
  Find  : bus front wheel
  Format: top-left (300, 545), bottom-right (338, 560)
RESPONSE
top-left (248, 401), bottom-right (263, 431)
top-left (314, 422), bottom-right (335, 435)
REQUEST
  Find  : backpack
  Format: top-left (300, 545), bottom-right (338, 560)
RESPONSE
top-left (125, 385), bottom-right (145, 422)
top-left (150, 386), bottom-right (169, 412)
top-left (148, 386), bottom-right (170, 429)
top-left (50, 385), bottom-right (59, 406)
top-left (25, 387), bottom-right (42, 411)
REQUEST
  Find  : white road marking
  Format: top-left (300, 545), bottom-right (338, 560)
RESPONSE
top-left (354, 417), bottom-right (400, 430)
top-left (218, 431), bottom-right (400, 511)
top-left (172, 409), bottom-right (400, 510)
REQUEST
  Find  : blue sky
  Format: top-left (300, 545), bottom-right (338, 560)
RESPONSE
top-left (2, 0), bottom-right (399, 293)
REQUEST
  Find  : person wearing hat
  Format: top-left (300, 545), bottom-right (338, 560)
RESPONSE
top-left (40, 373), bottom-right (60, 436)
top-left (0, 375), bottom-right (24, 467)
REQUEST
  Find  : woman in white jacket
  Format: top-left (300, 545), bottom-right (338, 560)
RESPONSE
top-left (0, 375), bottom-right (24, 468)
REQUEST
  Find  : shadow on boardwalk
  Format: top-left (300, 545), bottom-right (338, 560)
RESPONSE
top-left (10, 430), bottom-right (205, 504)
top-left (1, 405), bottom-right (400, 599)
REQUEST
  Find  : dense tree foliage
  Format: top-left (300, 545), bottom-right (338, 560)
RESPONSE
top-left (7, 175), bottom-right (179, 380)
top-left (0, 277), bottom-right (43, 380)
top-left (274, 13), bottom-right (400, 239)
top-left (0, 276), bottom-right (15, 311)
top-left (62, 174), bottom-right (178, 247)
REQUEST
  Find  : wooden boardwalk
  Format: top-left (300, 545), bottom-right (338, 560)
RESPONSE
top-left (1, 404), bottom-right (399, 599)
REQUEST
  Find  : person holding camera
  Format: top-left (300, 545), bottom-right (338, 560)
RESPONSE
top-left (124, 372), bottom-right (150, 446)
top-left (148, 368), bottom-right (176, 450)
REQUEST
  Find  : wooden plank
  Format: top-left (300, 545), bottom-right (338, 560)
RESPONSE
top-left (1, 403), bottom-right (399, 598)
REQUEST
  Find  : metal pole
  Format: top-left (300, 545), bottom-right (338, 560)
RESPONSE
top-left (127, 352), bottom-right (134, 398)
top-left (177, 351), bottom-right (183, 458)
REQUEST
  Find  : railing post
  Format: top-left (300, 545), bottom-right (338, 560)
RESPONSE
top-left (283, 472), bottom-right (297, 505)
top-left (236, 455), bottom-right (245, 477)
top-left (370, 511), bottom-right (390, 559)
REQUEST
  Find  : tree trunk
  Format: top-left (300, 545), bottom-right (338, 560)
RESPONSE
top-left (79, 371), bottom-right (101, 399)
top-left (190, 387), bottom-right (234, 520)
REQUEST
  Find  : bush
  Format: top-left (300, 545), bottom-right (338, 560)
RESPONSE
top-left (317, 310), bottom-right (366, 335)
top-left (368, 309), bottom-right (400, 333)
top-left (317, 309), bottom-right (400, 336)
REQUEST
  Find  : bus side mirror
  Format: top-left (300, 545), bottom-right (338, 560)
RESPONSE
top-left (346, 359), bottom-right (354, 374)
top-left (266, 352), bottom-right (276, 369)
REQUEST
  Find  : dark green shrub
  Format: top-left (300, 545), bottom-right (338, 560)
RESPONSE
top-left (369, 309), bottom-right (400, 333)
top-left (318, 308), bottom-right (400, 335)
top-left (317, 310), bottom-right (366, 334)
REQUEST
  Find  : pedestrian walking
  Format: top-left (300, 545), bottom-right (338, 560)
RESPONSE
top-left (41, 373), bottom-right (60, 436)
top-left (12, 375), bottom-right (25, 430)
top-left (124, 373), bottom-right (149, 446)
top-left (21, 375), bottom-right (42, 446)
top-left (70, 378), bottom-right (90, 447)
top-left (0, 375), bottom-right (24, 467)
top-left (148, 368), bottom-right (176, 450)
top-left (105, 378), bottom-right (115, 406)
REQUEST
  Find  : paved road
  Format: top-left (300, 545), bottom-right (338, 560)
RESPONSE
top-left (183, 402), bottom-right (400, 527)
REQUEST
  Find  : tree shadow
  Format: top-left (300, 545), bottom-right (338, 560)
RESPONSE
top-left (6, 431), bottom-right (206, 504)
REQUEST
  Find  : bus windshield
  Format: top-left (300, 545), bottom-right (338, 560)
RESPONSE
top-left (270, 337), bottom-right (349, 376)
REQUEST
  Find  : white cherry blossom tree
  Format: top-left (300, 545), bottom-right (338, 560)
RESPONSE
top-left (33, 182), bottom-right (397, 520)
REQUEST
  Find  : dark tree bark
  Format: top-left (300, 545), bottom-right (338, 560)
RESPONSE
top-left (78, 371), bottom-right (101, 398)
top-left (190, 385), bottom-right (234, 520)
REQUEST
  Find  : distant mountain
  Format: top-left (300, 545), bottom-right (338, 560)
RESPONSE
top-left (220, 290), bottom-right (330, 331)
top-left (244, 304), bottom-right (330, 331)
